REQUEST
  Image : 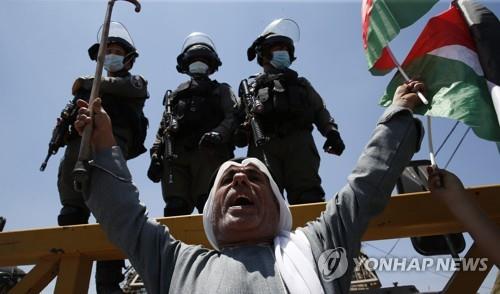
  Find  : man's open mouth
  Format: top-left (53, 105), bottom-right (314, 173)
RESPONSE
top-left (229, 195), bottom-right (255, 207)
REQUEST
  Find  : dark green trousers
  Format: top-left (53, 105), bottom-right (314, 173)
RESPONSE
top-left (248, 130), bottom-right (325, 204)
top-left (161, 145), bottom-right (232, 216)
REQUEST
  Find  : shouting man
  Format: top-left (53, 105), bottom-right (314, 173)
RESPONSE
top-left (75, 81), bottom-right (424, 293)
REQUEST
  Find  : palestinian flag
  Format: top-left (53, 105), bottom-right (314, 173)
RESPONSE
top-left (458, 0), bottom-right (500, 132)
top-left (380, 3), bottom-right (500, 142)
top-left (362, 0), bottom-right (438, 75)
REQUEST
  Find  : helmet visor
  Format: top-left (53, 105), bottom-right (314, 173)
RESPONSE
top-left (97, 21), bottom-right (135, 48)
top-left (182, 32), bottom-right (217, 53)
top-left (261, 18), bottom-right (300, 43)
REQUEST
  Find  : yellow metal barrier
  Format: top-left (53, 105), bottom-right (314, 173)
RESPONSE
top-left (1, 185), bottom-right (499, 293)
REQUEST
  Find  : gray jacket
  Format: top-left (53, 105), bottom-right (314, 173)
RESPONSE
top-left (85, 105), bottom-right (423, 294)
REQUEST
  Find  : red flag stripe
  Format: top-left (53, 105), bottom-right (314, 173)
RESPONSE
top-left (362, 0), bottom-right (374, 49)
top-left (372, 48), bottom-right (396, 72)
top-left (402, 5), bottom-right (476, 66)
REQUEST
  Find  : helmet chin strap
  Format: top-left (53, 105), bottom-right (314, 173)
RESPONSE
top-left (123, 51), bottom-right (136, 64)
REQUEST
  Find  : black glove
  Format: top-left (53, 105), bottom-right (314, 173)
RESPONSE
top-left (199, 131), bottom-right (223, 148)
top-left (147, 154), bottom-right (163, 183)
top-left (323, 130), bottom-right (345, 156)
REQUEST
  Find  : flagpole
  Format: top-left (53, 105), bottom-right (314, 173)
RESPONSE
top-left (386, 45), bottom-right (437, 167)
top-left (427, 116), bottom-right (437, 167)
top-left (385, 46), bottom-right (429, 105)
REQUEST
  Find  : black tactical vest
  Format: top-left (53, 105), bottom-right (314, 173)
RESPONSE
top-left (253, 70), bottom-right (314, 136)
top-left (171, 78), bottom-right (225, 146)
top-left (71, 75), bottom-right (149, 159)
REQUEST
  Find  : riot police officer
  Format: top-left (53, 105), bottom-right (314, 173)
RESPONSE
top-left (147, 32), bottom-right (237, 217)
top-left (239, 18), bottom-right (345, 205)
top-left (56, 22), bottom-right (149, 293)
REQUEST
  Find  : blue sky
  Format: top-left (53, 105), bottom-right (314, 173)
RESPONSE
top-left (1, 0), bottom-right (499, 292)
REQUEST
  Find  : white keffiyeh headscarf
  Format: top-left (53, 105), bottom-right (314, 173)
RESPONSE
top-left (203, 158), bottom-right (324, 294)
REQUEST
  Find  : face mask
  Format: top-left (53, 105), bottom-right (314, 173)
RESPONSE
top-left (188, 61), bottom-right (210, 75)
top-left (104, 54), bottom-right (125, 72)
top-left (270, 50), bottom-right (291, 70)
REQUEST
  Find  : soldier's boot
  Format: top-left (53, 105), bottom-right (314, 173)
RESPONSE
top-left (96, 260), bottom-right (125, 294)
top-left (57, 206), bottom-right (89, 226)
top-left (164, 197), bottom-right (192, 216)
top-left (96, 283), bottom-right (123, 294)
top-left (288, 187), bottom-right (325, 205)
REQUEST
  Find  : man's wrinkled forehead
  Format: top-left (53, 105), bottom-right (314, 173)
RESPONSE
top-left (218, 162), bottom-right (265, 184)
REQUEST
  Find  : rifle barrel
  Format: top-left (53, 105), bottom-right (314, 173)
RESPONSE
top-left (40, 153), bottom-right (51, 171)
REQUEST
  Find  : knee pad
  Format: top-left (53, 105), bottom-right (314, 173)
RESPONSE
top-left (57, 206), bottom-right (90, 226)
top-left (164, 198), bottom-right (192, 217)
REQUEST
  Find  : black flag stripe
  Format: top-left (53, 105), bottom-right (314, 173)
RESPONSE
top-left (457, 0), bottom-right (500, 85)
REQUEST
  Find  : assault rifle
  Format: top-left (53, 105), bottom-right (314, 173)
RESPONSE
top-left (239, 79), bottom-right (269, 147)
top-left (162, 90), bottom-right (178, 161)
top-left (40, 99), bottom-right (78, 171)
top-left (162, 90), bottom-right (178, 183)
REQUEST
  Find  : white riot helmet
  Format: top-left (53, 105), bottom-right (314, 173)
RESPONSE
top-left (176, 32), bottom-right (222, 75)
top-left (88, 21), bottom-right (138, 63)
top-left (247, 18), bottom-right (300, 66)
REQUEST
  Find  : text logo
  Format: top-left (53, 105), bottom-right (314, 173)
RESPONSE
top-left (318, 247), bottom-right (348, 282)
